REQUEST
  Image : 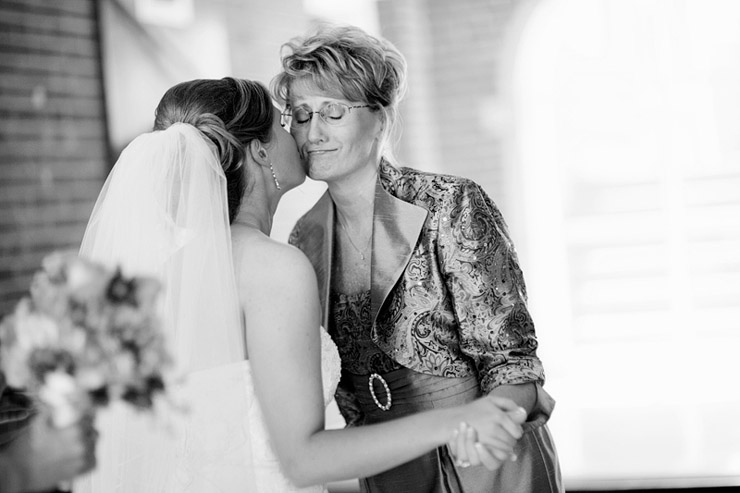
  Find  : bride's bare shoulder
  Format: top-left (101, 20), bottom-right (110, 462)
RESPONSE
top-left (231, 227), bottom-right (316, 289)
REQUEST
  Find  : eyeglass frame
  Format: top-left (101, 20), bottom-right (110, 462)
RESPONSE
top-left (280, 102), bottom-right (371, 128)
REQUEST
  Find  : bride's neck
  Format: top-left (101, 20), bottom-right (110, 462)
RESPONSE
top-left (233, 195), bottom-right (275, 236)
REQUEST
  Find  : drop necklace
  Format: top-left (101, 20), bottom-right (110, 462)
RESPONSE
top-left (336, 213), bottom-right (371, 261)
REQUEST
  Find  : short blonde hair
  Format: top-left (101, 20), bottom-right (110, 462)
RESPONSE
top-left (272, 24), bottom-right (407, 161)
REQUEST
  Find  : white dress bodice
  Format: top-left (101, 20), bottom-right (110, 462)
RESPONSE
top-left (248, 327), bottom-right (342, 492)
top-left (74, 328), bottom-right (342, 492)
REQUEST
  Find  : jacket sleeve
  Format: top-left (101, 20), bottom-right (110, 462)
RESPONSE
top-left (436, 179), bottom-right (546, 395)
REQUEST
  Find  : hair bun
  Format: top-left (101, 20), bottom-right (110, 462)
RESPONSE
top-left (192, 113), bottom-right (245, 172)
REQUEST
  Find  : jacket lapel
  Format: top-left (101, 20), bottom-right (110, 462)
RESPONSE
top-left (302, 166), bottom-right (428, 329)
top-left (371, 173), bottom-right (428, 326)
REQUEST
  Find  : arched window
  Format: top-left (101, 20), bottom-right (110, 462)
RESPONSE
top-left (511, 0), bottom-right (740, 488)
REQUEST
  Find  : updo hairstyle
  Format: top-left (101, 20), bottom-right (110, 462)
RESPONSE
top-left (153, 77), bottom-right (274, 222)
top-left (271, 25), bottom-right (407, 160)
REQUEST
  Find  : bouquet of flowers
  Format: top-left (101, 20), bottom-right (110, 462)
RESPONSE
top-left (0, 251), bottom-right (172, 427)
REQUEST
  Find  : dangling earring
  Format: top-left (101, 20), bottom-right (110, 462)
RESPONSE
top-left (257, 147), bottom-right (281, 191)
top-left (268, 162), bottom-right (281, 190)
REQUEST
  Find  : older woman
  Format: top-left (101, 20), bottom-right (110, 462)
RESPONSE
top-left (276, 25), bottom-right (563, 492)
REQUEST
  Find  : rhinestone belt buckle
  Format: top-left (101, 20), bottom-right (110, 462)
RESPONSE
top-left (368, 373), bottom-right (392, 411)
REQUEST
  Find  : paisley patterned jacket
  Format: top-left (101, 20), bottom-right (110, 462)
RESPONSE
top-left (289, 161), bottom-right (553, 425)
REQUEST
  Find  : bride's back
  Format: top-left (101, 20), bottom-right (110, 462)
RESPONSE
top-left (230, 223), bottom-right (323, 356)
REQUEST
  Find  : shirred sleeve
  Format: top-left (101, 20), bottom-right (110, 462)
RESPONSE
top-left (436, 179), bottom-right (545, 394)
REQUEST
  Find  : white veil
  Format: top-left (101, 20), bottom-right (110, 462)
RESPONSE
top-left (74, 123), bottom-right (257, 492)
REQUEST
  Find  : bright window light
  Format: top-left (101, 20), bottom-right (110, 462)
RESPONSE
top-left (512, 0), bottom-right (740, 488)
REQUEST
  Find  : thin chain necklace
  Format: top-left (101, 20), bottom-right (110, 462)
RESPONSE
top-left (336, 214), bottom-right (371, 261)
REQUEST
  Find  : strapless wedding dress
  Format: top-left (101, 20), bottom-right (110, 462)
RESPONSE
top-left (74, 328), bottom-right (342, 492)
top-left (248, 328), bottom-right (342, 492)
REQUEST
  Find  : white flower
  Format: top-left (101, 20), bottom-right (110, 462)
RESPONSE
top-left (39, 370), bottom-right (81, 427)
top-left (113, 352), bottom-right (136, 382)
top-left (65, 257), bottom-right (110, 304)
top-left (14, 304), bottom-right (61, 352)
top-left (0, 300), bottom-right (65, 388)
top-left (0, 340), bottom-right (31, 389)
top-left (76, 365), bottom-right (106, 391)
top-left (66, 257), bottom-right (99, 290)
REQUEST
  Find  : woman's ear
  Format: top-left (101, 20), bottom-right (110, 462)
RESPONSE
top-left (248, 140), bottom-right (270, 166)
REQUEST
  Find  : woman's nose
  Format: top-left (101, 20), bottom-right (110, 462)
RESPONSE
top-left (306, 115), bottom-right (326, 143)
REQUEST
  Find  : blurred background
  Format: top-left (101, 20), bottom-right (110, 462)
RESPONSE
top-left (1, 0), bottom-right (739, 491)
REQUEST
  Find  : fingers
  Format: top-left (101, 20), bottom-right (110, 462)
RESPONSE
top-left (454, 422), bottom-right (472, 468)
top-left (483, 396), bottom-right (526, 441)
top-left (474, 411), bottom-right (521, 446)
top-left (474, 441), bottom-right (505, 471)
top-left (487, 395), bottom-right (522, 413)
top-left (459, 396), bottom-right (526, 460)
top-left (499, 412), bottom-right (525, 441)
top-left (447, 428), bottom-right (459, 460)
top-left (452, 423), bottom-right (518, 471)
top-left (508, 406), bottom-right (528, 425)
top-left (469, 422), bottom-right (517, 463)
top-left (462, 422), bottom-right (482, 467)
top-left (478, 434), bottom-right (517, 458)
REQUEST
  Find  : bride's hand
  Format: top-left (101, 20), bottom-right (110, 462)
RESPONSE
top-left (448, 422), bottom-right (505, 471)
top-left (447, 396), bottom-right (527, 470)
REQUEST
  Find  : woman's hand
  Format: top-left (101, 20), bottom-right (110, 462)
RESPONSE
top-left (447, 396), bottom-right (527, 471)
top-left (1, 412), bottom-right (98, 493)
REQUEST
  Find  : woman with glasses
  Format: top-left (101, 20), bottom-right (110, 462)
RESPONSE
top-left (276, 25), bottom-right (563, 492)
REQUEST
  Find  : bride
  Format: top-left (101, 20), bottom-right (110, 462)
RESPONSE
top-left (74, 77), bottom-right (525, 492)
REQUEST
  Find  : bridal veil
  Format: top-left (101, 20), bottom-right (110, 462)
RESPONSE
top-left (75, 123), bottom-right (258, 491)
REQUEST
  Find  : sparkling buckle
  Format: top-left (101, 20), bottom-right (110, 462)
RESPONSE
top-left (368, 372), bottom-right (392, 411)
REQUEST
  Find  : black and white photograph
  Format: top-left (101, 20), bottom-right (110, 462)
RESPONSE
top-left (1, 1), bottom-right (739, 492)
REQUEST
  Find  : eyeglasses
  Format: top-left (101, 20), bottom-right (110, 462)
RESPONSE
top-left (280, 102), bottom-right (370, 128)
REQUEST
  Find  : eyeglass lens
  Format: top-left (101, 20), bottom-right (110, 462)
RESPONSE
top-left (285, 103), bottom-right (368, 127)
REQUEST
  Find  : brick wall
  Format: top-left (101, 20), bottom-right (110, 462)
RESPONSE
top-left (0, 0), bottom-right (312, 314)
top-left (0, 0), bottom-right (110, 316)
top-left (223, 0), bottom-right (306, 82)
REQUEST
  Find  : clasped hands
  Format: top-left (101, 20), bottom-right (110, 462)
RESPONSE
top-left (447, 395), bottom-right (527, 471)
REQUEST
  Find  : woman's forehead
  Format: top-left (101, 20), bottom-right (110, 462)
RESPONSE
top-left (288, 77), bottom-right (346, 102)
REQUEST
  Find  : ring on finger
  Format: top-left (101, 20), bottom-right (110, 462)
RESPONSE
top-left (457, 460), bottom-right (471, 468)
